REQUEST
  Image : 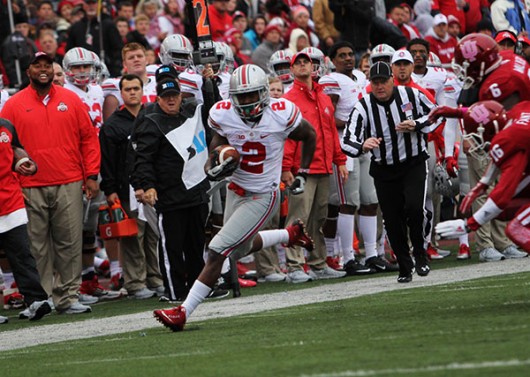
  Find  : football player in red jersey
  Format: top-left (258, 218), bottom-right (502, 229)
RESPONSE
top-left (435, 100), bottom-right (530, 253)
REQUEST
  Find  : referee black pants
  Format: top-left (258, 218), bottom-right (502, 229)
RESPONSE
top-left (370, 158), bottom-right (431, 276)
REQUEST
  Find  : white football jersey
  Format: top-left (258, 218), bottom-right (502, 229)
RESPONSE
top-left (208, 97), bottom-right (302, 193)
top-left (179, 69), bottom-right (204, 103)
top-left (0, 90), bottom-right (9, 113)
top-left (64, 82), bottom-right (104, 129)
top-left (101, 76), bottom-right (158, 106)
top-left (319, 71), bottom-right (367, 122)
top-left (217, 71), bottom-right (230, 100)
top-left (411, 67), bottom-right (448, 105)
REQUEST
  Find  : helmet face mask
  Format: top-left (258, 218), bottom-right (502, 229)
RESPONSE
top-left (63, 47), bottom-right (98, 86)
top-left (268, 50), bottom-right (294, 84)
top-left (229, 65), bottom-right (270, 122)
top-left (433, 163), bottom-right (460, 197)
top-left (453, 33), bottom-right (502, 89)
top-left (462, 100), bottom-right (508, 158)
top-left (159, 35), bottom-right (193, 73)
top-left (213, 42), bottom-right (234, 75)
top-left (370, 44), bottom-right (396, 65)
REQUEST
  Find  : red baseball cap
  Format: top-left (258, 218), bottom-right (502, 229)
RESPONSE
top-left (495, 31), bottom-right (517, 44)
top-left (519, 35), bottom-right (530, 46)
top-left (290, 52), bottom-right (312, 67)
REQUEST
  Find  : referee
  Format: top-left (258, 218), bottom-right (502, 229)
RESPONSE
top-left (342, 61), bottom-right (439, 283)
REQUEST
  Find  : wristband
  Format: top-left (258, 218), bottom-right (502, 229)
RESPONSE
top-left (298, 168), bottom-right (310, 175)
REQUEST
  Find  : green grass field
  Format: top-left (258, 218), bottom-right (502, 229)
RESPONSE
top-left (2, 254), bottom-right (530, 377)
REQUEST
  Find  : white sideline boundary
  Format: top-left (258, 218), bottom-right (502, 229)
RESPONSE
top-left (1, 258), bottom-right (529, 352)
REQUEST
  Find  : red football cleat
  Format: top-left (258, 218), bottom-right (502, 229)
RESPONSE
top-left (285, 219), bottom-right (314, 251)
top-left (326, 256), bottom-right (342, 271)
top-left (426, 243), bottom-right (444, 260)
top-left (238, 278), bottom-right (257, 288)
top-left (154, 305), bottom-right (187, 332)
top-left (457, 244), bottom-right (471, 260)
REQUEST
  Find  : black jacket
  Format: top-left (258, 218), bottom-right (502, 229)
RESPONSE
top-left (66, 16), bottom-right (123, 77)
top-left (99, 106), bottom-right (138, 202)
top-left (329, 0), bottom-right (374, 51)
top-left (131, 101), bottom-right (212, 213)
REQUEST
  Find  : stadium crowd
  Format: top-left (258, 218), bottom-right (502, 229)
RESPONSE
top-left (0, 0), bottom-right (529, 327)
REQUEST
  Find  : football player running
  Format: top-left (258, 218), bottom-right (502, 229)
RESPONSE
top-left (435, 101), bottom-right (530, 254)
top-left (153, 64), bottom-right (317, 331)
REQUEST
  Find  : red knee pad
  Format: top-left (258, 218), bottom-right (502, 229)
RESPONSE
top-left (505, 204), bottom-right (530, 253)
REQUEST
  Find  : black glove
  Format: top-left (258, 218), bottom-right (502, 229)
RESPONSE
top-left (290, 173), bottom-right (307, 195)
top-left (206, 150), bottom-right (238, 181)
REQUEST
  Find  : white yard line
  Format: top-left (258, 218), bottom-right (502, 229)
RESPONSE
top-left (2, 258), bottom-right (529, 352)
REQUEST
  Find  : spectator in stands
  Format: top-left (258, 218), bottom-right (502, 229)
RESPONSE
top-left (251, 24), bottom-right (283, 72)
top-left (329, 0), bottom-right (374, 60)
top-left (209, 0), bottom-right (233, 41)
top-left (285, 6), bottom-right (319, 48)
top-left (118, 0), bottom-right (136, 30)
top-left (136, 0), bottom-right (166, 51)
top-left (425, 14), bottom-right (457, 66)
top-left (0, 0), bottom-right (27, 44)
top-left (412, 0), bottom-right (434, 37)
top-left (38, 31), bottom-right (62, 65)
top-left (447, 15), bottom-right (462, 39)
top-left (313, 0), bottom-right (340, 51)
top-left (67, 0), bottom-right (123, 77)
top-left (491, 0), bottom-right (530, 36)
top-left (115, 16), bottom-right (130, 44)
top-left (35, 1), bottom-right (57, 28)
top-left (495, 30), bottom-right (518, 52)
top-left (56, 0), bottom-right (77, 42)
top-left (1, 13), bottom-right (38, 88)
top-left (287, 28), bottom-right (310, 54)
top-left (388, 4), bottom-right (420, 41)
top-left (244, 14), bottom-right (267, 51)
top-left (431, 0), bottom-right (467, 34)
top-left (518, 35), bottom-right (530, 63)
top-left (53, 62), bottom-right (66, 86)
top-left (127, 14), bottom-right (153, 51)
top-left (225, 27), bottom-right (251, 66)
top-left (400, 2), bottom-right (421, 40)
top-left (159, 0), bottom-right (185, 36)
top-left (359, 52), bottom-right (371, 77)
top-left (232, 11), bottom-right (252, 56)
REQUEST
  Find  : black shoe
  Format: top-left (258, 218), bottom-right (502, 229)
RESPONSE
top-left (207, 288), bottom-right (229, 299)
top-left (343, 260), bottom-right (375, 276)
top-left (415, 258), bottom-right (431, 277)
top-left (365, 256), bottom-right (399, 272)
top-left (397, 274), bottom-right (413, 283)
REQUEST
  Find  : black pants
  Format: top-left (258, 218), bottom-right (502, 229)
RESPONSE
top-left (371, 158), bottom-right (431, 275)
top-left (0, 224), bottom-right (48, 305)
top-left (158, 203), bottom-right (209, 300)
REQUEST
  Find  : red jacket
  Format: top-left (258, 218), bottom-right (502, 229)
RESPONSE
top-left (0, 84), bottom-right (100, 188)
top-left (425, 34), bottom-right (458, 65)
top-left (283, 79), bottom-right (346, 174)
top-left (208, 5), bottom-right (232, 41)
top-left (0, 120), bottom-right (24, 216)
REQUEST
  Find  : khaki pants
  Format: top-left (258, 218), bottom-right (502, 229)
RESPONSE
top-left (23, 181), bottom-right (83, 311)
top-left (285, 175), bottom-right (329, 271)
top-left (466, 151), bottom-right (511, 251)
top-left (120, 203), bottom-right (163, 293)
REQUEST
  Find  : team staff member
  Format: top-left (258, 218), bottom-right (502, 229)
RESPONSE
top-left (0, 52), bottom-right (100, 314)
top-left (342, 62), bottom-right (439, 283)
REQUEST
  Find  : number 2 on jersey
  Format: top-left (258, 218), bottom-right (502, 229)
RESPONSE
top-left (240, 141), bottom-right (266, 174)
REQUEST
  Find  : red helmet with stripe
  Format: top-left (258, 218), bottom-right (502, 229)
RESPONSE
top-left (229, 64), bottom-right (269, 122)
top-left (462, 100), bottom-right (508, 156)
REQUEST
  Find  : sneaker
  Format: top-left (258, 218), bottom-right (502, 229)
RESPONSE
top-left (27, 300), bottom-right (52, 321)
top-left (237, 262), bottom-right (257, 279)
top-left (257, 272), bottom-right (286, 283)
top-left (415, 257), bottom-right (430, 277)
top-left (129, 287), bottom-right (156, 300)
top-left (343, 260), bottom-right (375, 276)
top-left (207, 288), bottom-right (229, 299)
top-left (81, 276), bottom-right (121, 299)
top-left (479, 248), bottom-right (506, 262)
top-left (365, 256), bottom-right (399, 272)
top-left (0, 315), bottom-right (7, 324)
top-left (437, 248), bottom-right (451, 257)
top-left (238, 278), bottom-right (257, 288)
top-left (426, 243), bottom-right (445, 260)
top-left (397, 273), bottom-right (413, 283)
top-left (308, 266), bottom-right (347, 280)
top-left (109, 273), bottom-right (124, 291)
top-left (79, 293), bottom-right (99, 305)
top-left (285, 219), bottom-right (314, 251)
top-left (58, 302), bottom-right (92, 314)
top-left (3, 289), bottom-right (25, 310)
top-left (19, 307), bottom-right (31, 319)
top-left (501, 245), bottom-right (528, 259)
top-left (457, 244), bottom-right (471, 260)
top-left (286, 269), bottom-right (312, 284)
top-left (148, 285), bottom-right (166, 297)
top-left (326, 256), bottom-right (343, 271)
top-left (153, 305), bottom-right (186, 331)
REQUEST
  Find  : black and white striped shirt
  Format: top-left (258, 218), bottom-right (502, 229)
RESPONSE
top-left (342, 86), bottom-right (439, 166)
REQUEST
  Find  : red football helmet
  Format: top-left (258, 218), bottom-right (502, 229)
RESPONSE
top-left (452, 33), bottom-right (502, 89)
top-left (462, 100), bottom-right (508, 156)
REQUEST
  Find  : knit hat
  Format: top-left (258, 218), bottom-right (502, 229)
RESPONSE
top-left (292, 5), bottom-right (309, 20)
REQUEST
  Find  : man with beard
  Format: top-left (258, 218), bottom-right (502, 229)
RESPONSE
top-left (0, 52), bottom-right (100, 314)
